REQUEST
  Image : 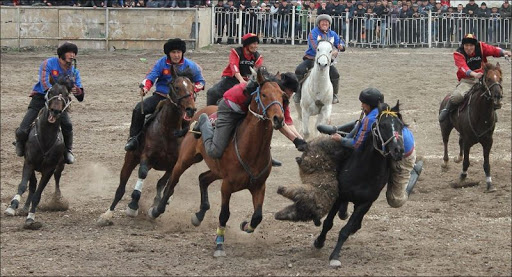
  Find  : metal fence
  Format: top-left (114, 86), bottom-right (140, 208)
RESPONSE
top-left (212, 7), bottom-right (511, 49)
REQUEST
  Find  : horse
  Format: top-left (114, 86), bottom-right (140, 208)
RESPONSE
top-left (97, 66), bottom-right (197, 226)
top-left (4, 77), bottom-right (74, 230)
top-left (295, 38), bottom-right (334, 140)
top-left (148, 67), bottom-right (285, 257)
top-left (311, 102), bottom-right (406, 267)
top-left (440, 62), bottom-right (503, 192)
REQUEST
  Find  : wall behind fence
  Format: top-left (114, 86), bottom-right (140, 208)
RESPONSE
top-left (0, 6), bottom-right (212, 51)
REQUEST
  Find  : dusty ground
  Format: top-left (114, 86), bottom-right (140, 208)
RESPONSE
top-left (1, 45), bottom-right (511, 276)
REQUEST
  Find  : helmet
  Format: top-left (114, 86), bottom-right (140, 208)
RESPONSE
top-left (242, 33), bottom-right (259, 47)
top-left (57, 42), bottom-right (78, 59)
top-left (280, 72), bottom-right (299, 93)
top-left (315, 14), bottom-right (332, 26)
top-left (164, 38), bottom-right (186, 55)
top-left (461, 33), bottom-right (478, 46)
top-left (359, 87), bottom-right (384, 108)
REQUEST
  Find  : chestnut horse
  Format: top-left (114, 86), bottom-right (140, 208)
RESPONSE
top-left (97, 66), bottom-right (196, 226)
top-left (439, 62), bottom-right (503, 192)
top-left (148, 67), bottom-right (285, 257)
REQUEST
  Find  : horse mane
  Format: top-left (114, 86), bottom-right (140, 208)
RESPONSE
top-left (378, 102), bottom-right (408, 127)
top-left (175, 67), bottom-right (195, 82)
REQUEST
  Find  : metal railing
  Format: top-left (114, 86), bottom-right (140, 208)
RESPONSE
top-left (212, 7), bottom-right (511, 49)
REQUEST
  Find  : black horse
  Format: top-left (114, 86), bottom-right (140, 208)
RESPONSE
top-left (4, 77), bottom-right (73, 230)
top-left (97, 66), bottom-right (197, 226)
top-left (439, 62), bottom-right (503, 192)
top-left (311, 101), bottom-right (406, 267)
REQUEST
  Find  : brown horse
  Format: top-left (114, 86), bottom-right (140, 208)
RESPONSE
top-left (148, 67), bottom-right (285, 257)
top-left (97, 66), bottom-right (196, 226)
top-left (440, 62), bottom-right (503, 192)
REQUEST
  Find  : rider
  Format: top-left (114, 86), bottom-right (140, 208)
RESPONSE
top-left (206, 33), bottom-right (263, 106)
top-left (14, 42), bottom-right (84, 164)
top-left (124, 38), bottom-right (206, 151)
top-left (192, 71), bottom-right (307, 163)
top-left (438, 33), bottom-right (511, 122)
top-left (318, 88), bottom-right (422, 208)
top-left (294, 14), bottom-right (345, 105)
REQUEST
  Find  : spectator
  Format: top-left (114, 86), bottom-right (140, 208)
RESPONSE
top-left (464, 0), bottom-right (478, 16)
top-left (501, 0), bottom-right (511, 41)
top-left (279, 0), bottom-right (293, 41)
top-left (399, 3), bottom-right (413, 44)
top-left (214, 0), bottom-right (227, 44)
top-left (374, 0), bottom-right (390, 45)
top-left (489, 6), bottom-right (500, 43)
top-left (317, 0), bottom-right (329, 14)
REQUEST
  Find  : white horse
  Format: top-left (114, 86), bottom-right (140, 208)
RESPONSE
top-left (295, 38), bottom-right (334, 140)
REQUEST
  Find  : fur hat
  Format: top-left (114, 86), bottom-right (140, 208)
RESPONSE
top-left (164, 38), bottom-right (186, 55)
top-left (57, 42), bottom-right (78, 59)
top-left (279, 72), bottom-right (299, 93)
top-left (315, 14), bottom-right (332, 26)
top-left (461, 33), bottom-right (478, 46)
top-left (242, 33), bottom-right (260, 47)
top-left (359, 87), bottom-right (384, 108)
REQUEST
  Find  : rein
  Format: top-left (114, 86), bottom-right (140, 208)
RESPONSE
top-left (167, 80), bottom-right (194, 107)
top-left (233, 126), bottom-right (272, 185)
top-left (33, 110), bottom-right (62, 159)
top-left (45, 89), bottom-right (72, 112)
top-left (372, 108), bottom-right (403, 157)
top-left (465, 72), bottom-right (501, 138)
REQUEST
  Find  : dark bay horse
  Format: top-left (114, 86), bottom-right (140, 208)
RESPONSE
top-left (148, 67), bottom-right (285, 257)
top-left (4, 77), bottom-right (73, 230)
top-left (440, 63), bottom-right (503, 192)
top-left (97, 66), bottom-right (196, 226)
top-left (312, 102), bottom-right (406, 267)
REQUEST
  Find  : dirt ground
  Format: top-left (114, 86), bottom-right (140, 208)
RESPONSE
top-left (1, 45), bottom-right (511, 276)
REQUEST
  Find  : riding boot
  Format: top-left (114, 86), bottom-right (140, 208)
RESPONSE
top-left (317, 124), bottom-right (338, 135)
top-left (125, 110), bottom-right (145, 151)
top-left (63, 130), bottom-right (75, 164)
top-left (192, 113), bottom-right (210, 139)
top-left (438, 101), bottom-right (454, 122)
top-left (331, 78), bottom-right (340, 104)
top-left (14, 129), bottom-right (27, 157)
top-left (271, 158), bottom-right (282, 167)
top-left (198, 114), bottom-right (214, 143)
top-left (406, 160), bottom-right (423, 195)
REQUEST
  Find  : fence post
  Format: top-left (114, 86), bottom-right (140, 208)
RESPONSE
top-left (291, 8), bottom-right (295, 45)
top-left (211, 5), bottom-right (215, 45)
top-left (345, 12), bottom-right (349, 44)
top-left (105, 8), bottom-right (109, 51)
top-left (428, 10), bottom-right (432, 48)
top-left (195, 8), bottom-right (199, 50)
top-left (238, 9), bottom-right (243, 44)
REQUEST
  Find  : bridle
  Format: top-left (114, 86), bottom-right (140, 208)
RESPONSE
top-left (167, 77), bottom-right (195, 107)
top-left (316, 40), bottom-right (334, 67)
top-left (45, 86), bottom-right (72, 112)
top-left (247, 83), bottom-right (284, 121)
top-left (478, 69), bottom-right (502, 102)
top-left (372, 108), bottom-right (404, 157)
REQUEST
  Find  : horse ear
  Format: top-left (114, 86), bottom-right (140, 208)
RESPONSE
top-left (49, 75), bottom-right (55, 86)
top-left (276, 71), bottom-right (281, 80)
top-left (170, 64), bottom-right (178, 79)
top-left (256, 66), bottom-right (266, 84)
top-left (496, 62), bottom-right (500, 70)
top-left (392, 100), bottom-right (400, 112)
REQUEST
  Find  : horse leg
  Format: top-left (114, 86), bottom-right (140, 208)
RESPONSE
top-left (338, 201), bottom-right (349, 220)
top-left (328, 202), bottom-right (373, 267)
top-left (482, 138), bottom-right (495, 192)
top-left (24, 169), bottom-right (55, 230)
top-left (191, 170), bottom-right (220, 227)
top-left (454, 134), bottom-right (463, 163)
top-left (151, 170), bottom-right (172, 208)
top-left (459, 144), bottom-right (471, 182)
top-left (440, 121), bottom-right (453, 170)
top-left (19, 173), bottom-right (37, 216)
top-left (5, 163), bottom-right (34, 216)
top-left (126, 158), bottom-right (152, 217)
top-left (213, 182), bottom-right (233, 257)
top-left (314, 198), bottom-right (342, 249)
top-left (240, 184), bottom-right (266, 233)
top-left (302, 110), bottom-right (311, 140)
top-left (46, 162), bottom-right (68, 211)
top-left (98, 152), bottom-right (138, 226)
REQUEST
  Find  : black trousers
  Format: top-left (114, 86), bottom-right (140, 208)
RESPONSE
top-left (206, 76), bottom-right (240, 106)
top-left (129, 93), bottom-right (166, 137)
top-left (295, 59), bottom-right (340, 81)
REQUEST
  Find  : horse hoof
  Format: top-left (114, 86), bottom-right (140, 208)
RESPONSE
top-left (485, 184), bottom-right (497, 193)
top-left (313, 218), bottom-right (322, 226)
top-left (191, 214), bottom-right (201, 227)
top-left (147, 207), bottom-right (157, 219)
top-left (453, 156), bottom-right (463, 163)
top-left (4, 207), bottom-right (16, 216)
top-left (329, 259), bottom-right (342, 267)
top-left (125, 206), bottom-right (139, 217)
top-left (313, 238), bottom-right (324, 249)
top-left (23, 219), bottom-right (42, 230)
top-left (97, 217), bottom-right (114, 227)
top-left (213, 250), bottom-right (226, 257)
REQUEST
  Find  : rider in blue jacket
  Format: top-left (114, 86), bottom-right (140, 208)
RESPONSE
top-left (14, 42), bottom-right (84, 164)
top-left (294, 14), bottom-right (345, 104)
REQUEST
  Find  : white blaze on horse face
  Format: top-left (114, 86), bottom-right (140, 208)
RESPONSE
top-left (182, 80), bottom-right (188, 89)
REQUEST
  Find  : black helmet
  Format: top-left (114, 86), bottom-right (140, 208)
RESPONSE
top-left (57, 42), bottom-right (78, 59)
top-left (164, 38), bottom-right (186, 56)
top-left (461, 33), bottom-right (478, 46)
top-left (280, 72), bottom-right (299, 93)
top-left (359, 87), bottom-right (384, 108)
top-left (242, 33), bottom-right (260, 47)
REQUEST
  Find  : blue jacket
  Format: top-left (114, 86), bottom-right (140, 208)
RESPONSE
top-left (402, 126), bottom-right (415, 157)
top-left (352, 108), bottom-right (378, 151)
top-left (304, 27), bottom-right (345, 59)
top-left (143, 56), bottom-right (205, 95)
top-left (32, 57), bottom-right (82, 95)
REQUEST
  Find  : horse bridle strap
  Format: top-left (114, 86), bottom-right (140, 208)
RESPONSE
top-left (372, 108), bottom-right (403, 157)
top-left (233, 127), bottom-right (272, 184)
top-left (45, 89), bottom-right (72, 112)
top-left (250, 86), bottom-right (284, 120)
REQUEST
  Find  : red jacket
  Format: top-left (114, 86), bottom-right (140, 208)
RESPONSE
top-left (221, 48), bottom-right (263, 79)
top-left (453, 42), bottom-right (503, 81)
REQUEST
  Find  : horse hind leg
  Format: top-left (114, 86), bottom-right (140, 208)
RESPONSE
top-left (151, 170), bottom-right (172, 208)
top-left (126, 159), bottom-right (152, 217)
top-left (5, 164), bottom-right (34, 216)
top-left (314, 198), bottom-right (342, 250)
top-left (98, 152), bottom-right (138, 226)
top-left (440, 121), bottom-right (454, 171)
top-left (24, 170), bottom-right (54, 230)
top-left (18, 173), bottom-right (37, 216)
top-left (191, 170), bottom-right (220, 227)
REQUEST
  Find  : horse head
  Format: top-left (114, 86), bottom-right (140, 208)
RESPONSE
top-left (373, 101), bottom-right (405, 161)
top-left (315, 38), bottom-right (334, 69)
top-left (168, 65), bottom-right (197, 121)
top-left (482, 62), bottom-right (503, 110)
top-left (45, 76), bottom-right (72, 124)
top-left (250, 66), bottom-right (285, 130)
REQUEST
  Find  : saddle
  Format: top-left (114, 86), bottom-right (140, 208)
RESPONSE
top-left (458, 86), bottom-right (479, 113)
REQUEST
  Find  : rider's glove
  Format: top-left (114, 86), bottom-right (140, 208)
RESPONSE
top-left (293, 138), bottom-right (307, 152)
